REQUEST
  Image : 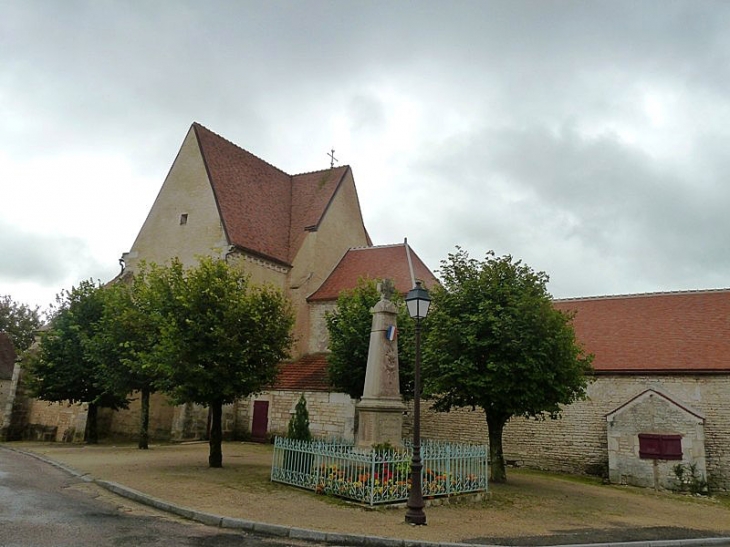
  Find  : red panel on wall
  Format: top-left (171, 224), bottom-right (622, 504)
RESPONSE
top-left (639, 433), bottom-right (682, 460)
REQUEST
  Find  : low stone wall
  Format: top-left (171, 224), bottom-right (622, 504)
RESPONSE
top-left (25, 398), bottom-right (88, 442)
top-left (11, 367), bottom-right (729, 493)
top-left (159, 389), bottom-right (356, 442)
top-left (106, 392), bottom-right (176, 441)
top-left (251, 390), bottom-right (356, 441)
top-left (408, 375), bottom-right (730, 492)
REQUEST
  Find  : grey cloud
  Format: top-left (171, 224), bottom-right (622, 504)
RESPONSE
top-left (348, 94), bottom-right (387, 133)
top-left (412, 120), bottom-right (730, 295)
top-left (3, 0), bottom-right (730, 300)
top-left (0, 220), bottom-right (104, 286)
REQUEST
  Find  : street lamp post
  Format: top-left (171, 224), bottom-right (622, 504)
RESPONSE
top-left (405, 281), bottom-right (430, 526)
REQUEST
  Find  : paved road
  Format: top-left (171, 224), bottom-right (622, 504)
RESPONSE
top-left (0, 448), bottom-right (309, 547)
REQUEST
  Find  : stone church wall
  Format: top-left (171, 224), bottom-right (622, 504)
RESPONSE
top-left (0, 378), bottom-right (11, 427)
top-left (308, 302), bottom-right (336, 354)
top-left (121, 127), bottom-right (228, 273)
top-left (408, 375), bottom-right (730, 492)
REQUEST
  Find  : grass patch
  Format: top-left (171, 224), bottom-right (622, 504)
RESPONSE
top-left (511, 467), bottom-right (605, 486)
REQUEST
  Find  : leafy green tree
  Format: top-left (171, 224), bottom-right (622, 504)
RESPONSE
top-left (423, 249), bottom-right (593, 483)
top-left (325, 278), bottom-right (415, 400)
top-left (287, 393), bottom-right (312, 441)
top-left (89, 269), bottom-right (167, 449)
top-left (150, 257), bottom-right (295, 468)
top-left (25, 281), bottom-right (129, 443)
top-left (0, 295), bottom-right (43, 353)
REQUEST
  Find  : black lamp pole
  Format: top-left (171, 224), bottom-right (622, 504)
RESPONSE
top-left (405, 281), bottom-right (430, 526)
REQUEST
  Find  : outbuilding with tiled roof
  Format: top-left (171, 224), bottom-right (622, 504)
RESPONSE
top-left (554, 289), bottom-right (730, 373)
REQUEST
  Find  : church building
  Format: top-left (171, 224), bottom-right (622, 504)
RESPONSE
top-left (16, 122), bottom-right (436, 443)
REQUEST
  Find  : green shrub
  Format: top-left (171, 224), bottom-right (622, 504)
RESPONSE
top-left (287, 393), bottom-right (312, 441)
top-left (673, 462), bottom-right (709, 495)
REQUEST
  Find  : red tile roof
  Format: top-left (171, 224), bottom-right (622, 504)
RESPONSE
top-left (192, 123), bottom-right (353, 266)
top-left (555, 289), bottom-right (730, 373)
top-left (273, 353), bottom-right (330, 392)
top-left (0, 332), bottom-right (17, 380)
top-left (290, 168), bottom-right (351, 260)
top-left (307, 243), bottom-right (439, 302)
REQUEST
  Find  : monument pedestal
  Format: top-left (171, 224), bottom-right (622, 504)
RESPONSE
top-left (356, 397), bottom-right (406, 448)
top-left (355, 280), bottom-right (406, 448)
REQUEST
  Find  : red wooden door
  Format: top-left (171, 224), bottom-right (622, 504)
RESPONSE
top-left (251, 400), bottom-right (269, 442)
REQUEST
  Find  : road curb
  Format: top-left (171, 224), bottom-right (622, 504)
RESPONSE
top-left (2, 445), bottom-right (729, 547)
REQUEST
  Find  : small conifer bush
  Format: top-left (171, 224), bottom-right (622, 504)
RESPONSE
top-left (287, 393), bottom-right (312, 441)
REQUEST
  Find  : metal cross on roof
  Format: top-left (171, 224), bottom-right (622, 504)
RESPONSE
top-left (327, 148), bottom-right (338, 168)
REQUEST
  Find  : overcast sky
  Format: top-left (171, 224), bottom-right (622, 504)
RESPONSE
top-left (2, 0), bottom-right (730, 312)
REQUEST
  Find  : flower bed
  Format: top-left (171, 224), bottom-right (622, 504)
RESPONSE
top-left (271, 438), bottom-right (487, 505)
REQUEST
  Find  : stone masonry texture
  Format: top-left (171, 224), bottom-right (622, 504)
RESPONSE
top-left (409, 375), bottom-right (730, 492)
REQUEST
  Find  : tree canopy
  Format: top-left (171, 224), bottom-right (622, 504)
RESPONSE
top-left (88, 270), bottom-right (167, 449)
top-left (23, 258), bottom-right (294, 461)
top-left (326, 278), bottom-right (414, 400)
top-left (0, 294), bottom-right (43, 353)
top-left (25, 280), bottom-right (129, 443)
top-left (423, 248), bottom-right (593, 482)
top-left (148, 257), bottom-right (295, 467)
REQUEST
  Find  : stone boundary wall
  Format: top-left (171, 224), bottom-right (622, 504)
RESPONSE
top-left (408, 375), bottom-right (730, 492)
top-left (168, 401), bottom-right (242, 441)
top-left (251, 390), bottom-right (356, 441)
top-left (11, 369), bottom-right (729, 492)
top-left (24, 398), bottom-right (89, 442)
top-left (106, 392), bottom-right (176, 441)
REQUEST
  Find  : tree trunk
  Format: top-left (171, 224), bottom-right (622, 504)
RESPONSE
top-left (486, 411), bottom-right (509, 483)
top-left (85, 402), bottom-right (98, 444)
top-left (138, 388), bottom-right (150, 450)
top-left (208, 401), bottom-right (223, 468)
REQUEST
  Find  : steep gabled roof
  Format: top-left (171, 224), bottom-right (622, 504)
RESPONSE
top-left (555, 289), bottom-right (730, 373)
top-left (192, 123), bottom-right (352, 266)
top-left (307, 243), bottom-right (439, 302)
top-left (273, 353), bottom-right (330, 392)
top-left (290, 167), bottom-right (351, 259)
top-left (0, 331), bottom-right (17, 380)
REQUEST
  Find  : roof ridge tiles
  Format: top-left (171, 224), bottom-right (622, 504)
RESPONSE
top-left (293, 165), bottom-right (349, 178)
top-left (192, 121), bottom-right (291, 178)
top-left (348, 243), bottom-right (405, 251)
top-left (554, 287), bottom-right (730, 302)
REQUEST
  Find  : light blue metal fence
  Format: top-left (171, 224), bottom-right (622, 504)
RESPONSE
top-left (270, 437), bottom-right (488, 505)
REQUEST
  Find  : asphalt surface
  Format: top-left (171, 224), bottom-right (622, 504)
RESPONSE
top-left (0, 447), bottom-right (316, 547)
